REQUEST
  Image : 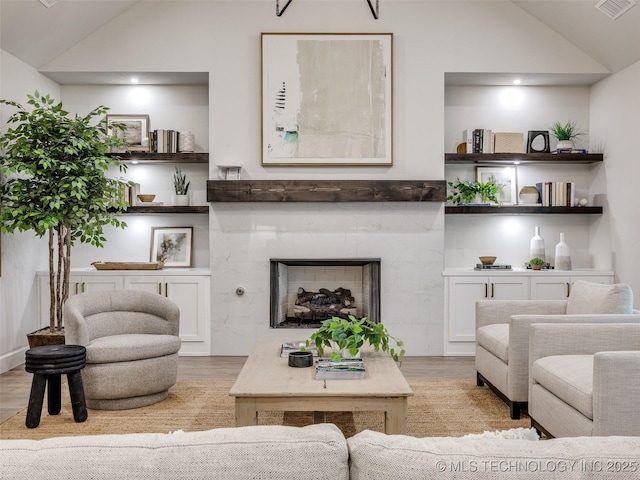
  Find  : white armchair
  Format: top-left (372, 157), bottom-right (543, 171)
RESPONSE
top-left (529, 322), bottom-right (640, 437)
top-left (475, 281), bottom-right (639, 419)
top-left (64, 289), bottom-right (181, 410)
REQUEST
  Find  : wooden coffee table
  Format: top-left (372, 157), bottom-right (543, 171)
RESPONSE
top-left (229, 340), bottom-right (413, 434)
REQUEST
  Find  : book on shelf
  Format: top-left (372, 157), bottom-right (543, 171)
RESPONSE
top-left (555, 148), bottom-right (588, 154)
top-left (280, 341), bottom-right (317, 358)
top-left (315, 358), bottom-right (365, 380)
top-left (538, 181), bottom-right (576, 207)
top-left (463, 129), bottom-right (494, 154)
top-left (474, 264), bottom-right (512, 270)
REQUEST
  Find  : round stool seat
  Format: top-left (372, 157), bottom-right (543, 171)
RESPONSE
top-left (24, 344), bottom-right (87, 428)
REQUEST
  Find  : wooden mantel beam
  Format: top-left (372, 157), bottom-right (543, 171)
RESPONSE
top-left (207, 180), bottom-right (446, 203)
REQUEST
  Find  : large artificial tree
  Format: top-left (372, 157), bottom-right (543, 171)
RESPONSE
top-left (1, 91), bottom-right (130, 338)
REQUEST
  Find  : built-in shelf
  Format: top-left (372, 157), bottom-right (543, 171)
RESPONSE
top-left (445, 205), bottom-right (603, 215)
top-left (207, 180), bottom-right (446, 202)
top-left (108, 152), bottom-right (209, 163)
top-left (119, 206), bottom-right (209, 214)
top-left (445, 153), bottom-right (603, 165)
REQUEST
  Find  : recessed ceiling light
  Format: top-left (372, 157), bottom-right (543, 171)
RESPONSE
top-left (38, 0), bottom-right (58, 8)
top-left (130, 78), bottom-right (139, 84)
top-left (513, 79), bottom-right (522, 85)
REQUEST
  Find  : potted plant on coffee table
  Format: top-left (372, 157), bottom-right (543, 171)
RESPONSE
top-left (0, 91), bottom-right (130, 346)
top-left (305, 315), bottom-right (405, 363)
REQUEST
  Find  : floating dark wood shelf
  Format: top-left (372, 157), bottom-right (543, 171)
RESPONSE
top-left (445, 153), bottom-right (603, 165)
top-left (108, 152), bottom-right (208, 163)
top-left (207, 180), bottom-right (446, 202)
top-left (445, 205), bottom-right (603, 215)
top-left (120, 206), bottom-right (209, 214)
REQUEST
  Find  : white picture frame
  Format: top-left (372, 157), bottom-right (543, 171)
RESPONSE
top-left (476, 166), bottom-right (518, 205)
top-left (150, 226), bottom-right (193, 267)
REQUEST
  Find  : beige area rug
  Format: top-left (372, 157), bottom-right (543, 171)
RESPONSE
top-left (0, 379), bottom-right (529, 440)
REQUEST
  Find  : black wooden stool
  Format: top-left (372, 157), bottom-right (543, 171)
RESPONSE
top-left (25, 344), bottom-right (87, 428)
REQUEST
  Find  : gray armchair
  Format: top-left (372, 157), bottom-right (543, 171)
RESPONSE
top-left (529, 322), bottom-right (640, 437)
top-left (475, 281), bottom-right (639, 419)
top-left (64, 289), bottom-right (181, 410)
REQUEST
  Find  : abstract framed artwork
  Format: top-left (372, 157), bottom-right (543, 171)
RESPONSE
top-left (105, 114), bottom-right (150, 152)
top-left (476, 166), bottom-right (518, 205)
top-left (261, 32), bottom-right (393, 166)
top-left (150, 226), bottom-right (193, 267)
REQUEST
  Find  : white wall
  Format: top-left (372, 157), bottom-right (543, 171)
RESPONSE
top-left (2, 1), bottom-right (618, 365)
top-left (590, 60), bottom-right (640, 306)
top-left (0, 51), bottom-right (60, 372)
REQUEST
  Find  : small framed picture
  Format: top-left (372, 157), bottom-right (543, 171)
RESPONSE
top-left (105, 114), bottom-right (150, 152)
top-left (150, 227), bottom-right (193, 267)
top-left (476, 166), bottom-right (518, 205)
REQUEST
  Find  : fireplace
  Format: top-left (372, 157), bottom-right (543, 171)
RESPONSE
top-left (270, 259), bottom-right (381, 328)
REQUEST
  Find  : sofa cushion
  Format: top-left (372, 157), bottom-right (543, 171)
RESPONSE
top-left (0, 424), bottom-right (349, 480)
top-left (476, 324), bottom-right (509, 362)
top-left (566, 281), bottom-right (633, 314)
top-left (87, 334), bottom-right (182, 363)
top-left (531, 354), bottom-right (594, 419)
top-left (348, 430), bottom-right (640, 479)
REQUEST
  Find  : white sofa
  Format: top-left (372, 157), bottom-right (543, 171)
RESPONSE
top-left (529, 323), bottom-right (640, 438)
top-left (475, 281), bottom-right (639, 419)
top-left (2, 424), bottom-right (640, 479)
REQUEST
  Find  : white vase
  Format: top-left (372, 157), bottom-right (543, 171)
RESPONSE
top-left (555, 232), bottom-right (572, 271)
top-left (172, 194), bottom-right (189, 206)
top-left (556, 140), bottom-right (574, 151)
top-left (529, 226), bottom-right (545, 263)
top-left (178, 131), bottom-right (195, 153)
top-left (341, 348), bottom-right (361, 360)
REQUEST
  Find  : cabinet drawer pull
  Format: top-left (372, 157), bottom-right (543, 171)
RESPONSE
top-left (75, 282), bottom-right (79, 295)
top-left (82, 282), bottom-right (86, 293)
top-left (566, 282), bottom-right (571, 298)
top-left (484, 283), bottom-right (488, 298)
top-left (158, 283), bottom-right (162, 295)
top-left (491, 283), bottom-right (495, 298)
top-left (165, 283), bottom-right (169, 298)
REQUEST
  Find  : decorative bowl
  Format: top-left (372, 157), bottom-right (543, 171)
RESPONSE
top-left (479, 256), bottom-right (497, 265)
top-left (137, 194), bottom-right (156, 203)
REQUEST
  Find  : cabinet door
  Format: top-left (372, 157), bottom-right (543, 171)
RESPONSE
top-left (446, 277), bottom-right (489, 344)
top-left (75, 275), bottom-right (123, 295)
top-left (165, 276), bottom-right (206, 345)
top-left (530, 276), bottom-right (571, 300)
top-left (123, 276), bottom-right (164, 295)
top-left (488, 276), bottom-right (529, 300)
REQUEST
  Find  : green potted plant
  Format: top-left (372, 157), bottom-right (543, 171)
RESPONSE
top-left (173, 167), bottom-right (190, 206)
top-left (447, 179), bottom-right (501, 205)
top-left (305, 315), bottom-right (405, 363)
top-left (549, 120), bottom-right (584, 150)
top-left (529, 257), bottom-right (545, 270)
top-left (0, 91), bottom-right (130, 346)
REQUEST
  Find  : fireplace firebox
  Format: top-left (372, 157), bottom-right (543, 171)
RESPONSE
top-left (270, 259), bottom-right (381, 328)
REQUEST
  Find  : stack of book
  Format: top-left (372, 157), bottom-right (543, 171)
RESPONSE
top-left (280, 341), bottom-right (317, 358)
top-left (151, 129), bottom-right (180, 153)
top-left (474, 264), bottom-right (512, 271)
top-left (315, 359), bottom-right (365, 380)
top-left (535, 182), bottom-right (576, 207)
top-left (463, 129), bottom-right (494, 154)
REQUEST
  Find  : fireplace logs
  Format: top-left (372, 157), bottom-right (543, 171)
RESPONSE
top-left (293, 287), bottom-right (357, 321)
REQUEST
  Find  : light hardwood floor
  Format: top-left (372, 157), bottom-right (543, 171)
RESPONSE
top-left (0, 356), bottom-right (475, 423)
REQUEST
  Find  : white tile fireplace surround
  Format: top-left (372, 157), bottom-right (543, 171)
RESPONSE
top-left (210, 202), bottom-right (445, 356)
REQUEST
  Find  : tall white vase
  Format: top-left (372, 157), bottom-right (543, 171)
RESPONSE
top-left (555, 232), bottom-right (572, 271)
top-left (529, 226), bottom-right (545, 262)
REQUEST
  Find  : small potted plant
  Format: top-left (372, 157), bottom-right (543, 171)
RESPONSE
top-left (447, 179), bottom-right (501, 205)
top-left (305, 315), bottom-right (405, 363)
top-left (549, 120), bottom-right (584, 151)
top-left (529, 257), bottom-right (545, 270)
top-left (173, 167), bottom-right (190, 206)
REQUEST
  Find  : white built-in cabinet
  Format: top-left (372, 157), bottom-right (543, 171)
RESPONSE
top-left (37, 269), bottom-right (211, 355)
top-left (443, 269), bottom-right (614, 355)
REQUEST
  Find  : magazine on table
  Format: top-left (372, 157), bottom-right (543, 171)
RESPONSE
top-left (315, 358), bottom-right (366, 380)
top-left (280, 341), bottom-right (318, 358)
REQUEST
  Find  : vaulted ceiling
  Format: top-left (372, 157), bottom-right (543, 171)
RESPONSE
top-left (1, 1), bottom-right (639, 76)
